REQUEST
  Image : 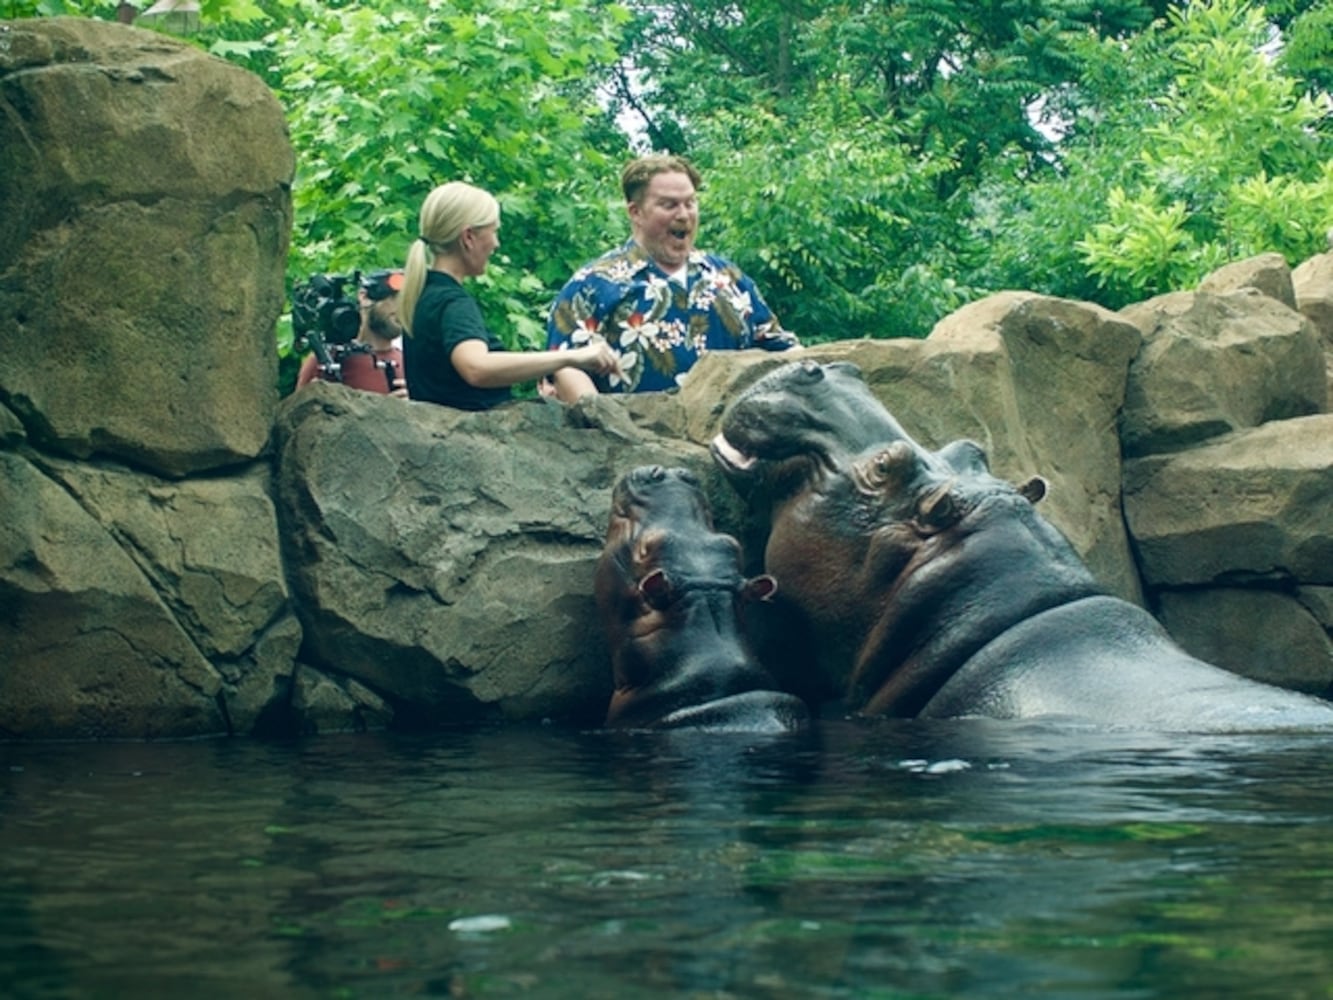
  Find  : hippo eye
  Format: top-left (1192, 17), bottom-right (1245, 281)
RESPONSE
top-left (867, 441), bottom-right (915, 488)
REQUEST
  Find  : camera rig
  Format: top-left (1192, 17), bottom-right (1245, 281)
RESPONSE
top-left (291, 269), bottom-right (404, 392)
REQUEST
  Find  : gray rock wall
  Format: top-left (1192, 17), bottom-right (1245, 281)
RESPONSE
top-left (2, 17), bottom-right (1329, 739)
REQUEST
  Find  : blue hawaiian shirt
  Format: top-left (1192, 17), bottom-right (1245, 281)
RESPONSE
top-left (545, 239), bottom-right (798, 393)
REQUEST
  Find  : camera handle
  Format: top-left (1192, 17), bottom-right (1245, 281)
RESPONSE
top-left (304, 330), bottom-right (344, 382)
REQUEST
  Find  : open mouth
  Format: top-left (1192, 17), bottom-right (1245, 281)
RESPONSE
top-left (670, 227), bottom-right (691, 240)
top-left (710, 433), bottom-right (755, 472)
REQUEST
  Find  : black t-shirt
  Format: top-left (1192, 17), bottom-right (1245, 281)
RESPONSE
top-left (404, 271), bottom-right (513, 411)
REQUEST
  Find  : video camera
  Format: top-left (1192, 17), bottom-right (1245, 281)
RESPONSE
top-left (291, 269), bottom-right (404, 391)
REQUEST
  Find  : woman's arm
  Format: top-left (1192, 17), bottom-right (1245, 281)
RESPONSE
top-left (552, 368), bottom-right (598, 403)
top-left (451, 339), bottom-right (620, 390)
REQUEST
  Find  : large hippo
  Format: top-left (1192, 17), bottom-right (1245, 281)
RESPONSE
top-left (594, 465), bottom-right (809, 732)
top-left (711, 360), bottom-right (1333, 731)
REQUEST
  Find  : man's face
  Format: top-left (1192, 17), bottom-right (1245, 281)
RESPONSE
top-left (628, 171), bottom-right (698, 272)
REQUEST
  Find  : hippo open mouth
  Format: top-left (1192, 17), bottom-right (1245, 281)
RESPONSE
top-left (712, 360), bottom-right (913, 486)
top-left (709, 433), bottom-right (756, 474)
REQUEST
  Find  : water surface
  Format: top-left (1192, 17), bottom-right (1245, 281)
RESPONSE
top-left (3, 719), bottom-right (1332, 998)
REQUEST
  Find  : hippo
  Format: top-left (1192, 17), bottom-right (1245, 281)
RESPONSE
top-left (594, 465), bottom-right (809, 732)
top-left (711, 360), bottom-right (1333, 731)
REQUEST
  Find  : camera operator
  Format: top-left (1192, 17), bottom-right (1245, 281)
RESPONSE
top-left (295, 269), bottom-right (409, 397)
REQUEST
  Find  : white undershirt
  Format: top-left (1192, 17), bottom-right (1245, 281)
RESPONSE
top-left (665, 263), bottom-right (688, 286)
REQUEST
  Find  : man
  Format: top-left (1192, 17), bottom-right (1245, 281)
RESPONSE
top-left (295, 269), bottom-right (408, 397)
top-left (545, 154), bottom-right (799, 402)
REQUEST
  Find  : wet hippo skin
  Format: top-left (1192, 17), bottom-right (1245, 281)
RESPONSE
top-left (712, 360), bottom-right (1333, 731)
top-left (594, 465), bottom-right (809, 732)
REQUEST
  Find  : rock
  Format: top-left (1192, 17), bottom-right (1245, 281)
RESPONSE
top-left (925, 292), bottom-right (1144, 602)
top-left (290, 665), bottom-right (394, 735)
top-left (1292, 251), bottom-right (1333, 401)
top-left (1156, 588), bottom-right (1333, 698)
top-left (44, 461), bottom-right (293, 660)
top-left (0, 17), bottom-right (293, 477)
top-left (1123, 414), bottom-right (1333, 587)
top-left (1198, 252), bottom-right (1297, 309)
top-left (272, 383), bottom-right (712, 726)
top-left (1297, 587), bottom-right (1333, 630)
top-left (1119, 289), bottom-right (1326, 457)
top-left (0, 450), bottom-right (229, 739)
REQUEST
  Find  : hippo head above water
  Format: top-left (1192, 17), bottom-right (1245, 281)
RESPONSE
top-left (710, 361), bottom-right (1333, 730)
top-left (594, 465), bottom-right (808, 732)
top-left (710, 359), bottom-right (911, 498)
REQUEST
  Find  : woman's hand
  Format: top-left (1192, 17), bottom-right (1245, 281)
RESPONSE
top-left (568, 338), bottom-right (623, 379)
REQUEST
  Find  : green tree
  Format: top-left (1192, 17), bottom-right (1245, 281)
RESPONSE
top-left (612, 0), bottom-right (1171, 191)
top-left (264, 0), bottom-right (632, 358)
top-left (975, 0), bottom-right (1332, 308)
top-left (603, 0), bottom-right (1188, 338)
top-left (691, 85), bottom-right (973, 340)
top-left (1072, 0), bottom-right (1332, 303)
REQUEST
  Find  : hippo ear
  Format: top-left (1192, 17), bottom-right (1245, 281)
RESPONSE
top-left (939, 439), bottom-right (990, 476)
top-left (743, 574), bottom-right (778, 602)
top-left (638, 568), bottom-right (675, 609)
top-left (1017, 476), bottom-right (1048, 505)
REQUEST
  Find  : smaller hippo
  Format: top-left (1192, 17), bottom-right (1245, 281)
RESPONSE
top-left (712, 360), bottom-right (1333, 732)
top-left (594, 465), bottom-right (809, 732)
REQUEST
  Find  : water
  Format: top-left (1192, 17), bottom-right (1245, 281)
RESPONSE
top-left (3, 718), bottom-right (1332, 999)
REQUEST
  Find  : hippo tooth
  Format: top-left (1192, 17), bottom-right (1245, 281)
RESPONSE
top-left (710, 433), bottom-right (756, 471)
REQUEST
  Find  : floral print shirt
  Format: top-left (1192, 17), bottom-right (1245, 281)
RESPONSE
top-left (545, 240), bottom-right (798, 393)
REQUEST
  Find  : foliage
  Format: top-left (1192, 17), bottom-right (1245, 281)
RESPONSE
top-left (691, 84), bottom-right (974, 340)
top-left (1268, 0), bottom-right (1333, 97)
top-left (974, 0), bottom-right (1332, 308)
top-left (261, 0), bottom-right (632, 355)
top-left (6, 0), bottom-right (1330, 359)
top-left (613, 0), bottom-right (1171, 191)
top-left (1072, 0), bottom-right (1333, 303)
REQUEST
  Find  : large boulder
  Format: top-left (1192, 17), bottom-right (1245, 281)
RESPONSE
top-left (922, 292), bottom-right (1144, 602)
top-left (1155, 588), bottom-right (1333, 699)
top-left (0, 17), bottom-right (292, 477)
top-left (1198, 251), bottom-right (1298, 309)
top-left (1292, 250), bottom-right (1333, 344)
top-left (1, 449), bottom-right (229, 738)
top-left (273, 384), bottom-right (715, 725)
top-left (1122, 413), bottom-right (1333, 588)
top-left (1118, 285), bottom-right (1326, 458)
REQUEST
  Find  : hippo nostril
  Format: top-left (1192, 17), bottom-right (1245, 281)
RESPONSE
top-left (647, 466), bottom-right (666, 481)
top-left (917, 483), bottom-right (960, 531)
top-left (799, 360), bottom-right (823, 379)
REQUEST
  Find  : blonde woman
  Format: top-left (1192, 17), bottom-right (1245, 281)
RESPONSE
top-left (400, 181), bottom-right (620, 410)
